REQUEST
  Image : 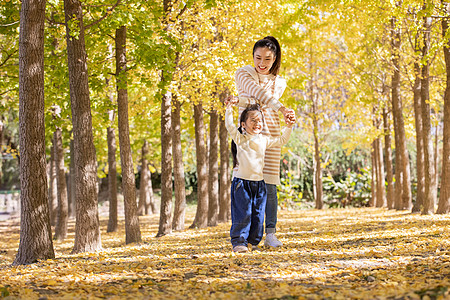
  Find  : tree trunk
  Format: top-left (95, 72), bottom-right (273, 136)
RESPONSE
top-left (375, 134), bottom-right (386, 207)
top-left (412, 60), bottom-right (425, 213)
top-left (138, 140), bottom-right (150, 216)
top-left (312, 98), bottom-right (323, 209)
top-left (14, 0), bottom-right (55, 265)
top-left (106, 126), bottom-right (118, 232)
top-left (157, 72), bottom-right (173, 236)
top-left (208, 110), bottom-right (219, 226)
top-left (68, 139), bottom-right (76, 218)
top-left (421, 14), bottom-right (436, 215)
top-left (172, 97), bottom-right (186, 231)
top-left (191, 103), bottom-right (209, 228)
top-left (115, 26), bottom-right (141, 243)
top-left (437, 1), bottom-right (450, 214)
top-left (49, 138), bottom-right (58, 226)
top-left (147, 171), bottom-right (157, 214)
top-left (218, 110), bottom-right (230, 223)
top-left (391, 16), bottom-right (411, 210)
top-left (382, 107), bottom-right (395, 209)
top-left (54, 128), bottom-right (69, 241)
top-left (64, 0), bottom-right (101, 253)
top-left (370, 146), bottom-right (376, 207)
top-left (106, 75), bottom-right (118, 232)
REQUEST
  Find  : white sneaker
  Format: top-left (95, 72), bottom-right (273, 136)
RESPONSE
top-left (264, 233), bottom-right (283, 247)
top-left (233, 245), bottom-right (248, 253)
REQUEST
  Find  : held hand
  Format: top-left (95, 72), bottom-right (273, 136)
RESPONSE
top-left (225, 95), bottom-right (239, 106)
top-left (285, 114), bottom-right (296, 127)
top-left (280, 107), bottom-right (295, 124)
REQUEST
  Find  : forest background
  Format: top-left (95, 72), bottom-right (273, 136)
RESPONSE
top-left (1, 0), bottom-right (450, 266)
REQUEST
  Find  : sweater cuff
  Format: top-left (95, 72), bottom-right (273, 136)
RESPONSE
top-left (268, 98), bottom-right (283, 112)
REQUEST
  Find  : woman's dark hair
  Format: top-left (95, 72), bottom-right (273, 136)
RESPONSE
top-left (252, 36), bottom-right (282, 76)
top-left (231, 104), bottom-right (263, 168)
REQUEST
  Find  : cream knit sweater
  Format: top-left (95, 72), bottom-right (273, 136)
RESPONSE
top-left (225, 107), bottom-right (292, 182)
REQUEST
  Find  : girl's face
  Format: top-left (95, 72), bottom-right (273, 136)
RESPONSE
top-left (253, 47), bottom-right (275, 75)
top-left (241, 110), bottom-right (264, 135)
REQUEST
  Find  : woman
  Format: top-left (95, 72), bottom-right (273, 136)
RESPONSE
top-left (229, 36), bottom-right (295, 247)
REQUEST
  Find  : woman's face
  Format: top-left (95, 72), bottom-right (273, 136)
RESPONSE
top-left (253, 47), bottom-right (275, 75)
top-left (241, 110), bottom-right (264, 135)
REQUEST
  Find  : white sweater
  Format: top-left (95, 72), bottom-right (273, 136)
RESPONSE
top-left (225, 107), bottom-right (292, 182)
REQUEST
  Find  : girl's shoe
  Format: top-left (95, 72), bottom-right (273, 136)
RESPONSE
top-left (233, 245), bottom-right (248, 253)
top-left (264, 233), bottom-right (283, 247)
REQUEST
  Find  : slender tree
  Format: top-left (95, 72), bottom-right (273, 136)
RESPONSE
top-left (49, 138), bottom-right (58, 226)
top-left (412, 58), bottom-right (425, 213)
top-left (106, 77), bottom-right (118, 233)
top-left (218, 108), bottom-right (230, 223)
top-left (14, 0), bottom-right (55, 265)
top-left (420, 12), bottom-right (436, 215)
top-left (115, 26), bottom-right (141, 243)
top-left (437, 0), bottom-right (450, 214)
top-left (138, 140), bottom-right (150, 216)
top-left (208, 109), bottom-right (219, 226)
top-left (390, 16), bottom-right (412, 210)
top-left (382, 106), bottom-right (395, 209)
top-left (54, 128), bottom-right (68, 241)
top-left (157, 0), bottom-right (175, 237)
top-left (190, 102), bottom-right (209, 228)
top-left (172, 96), bottom-right (186, 230)
top-left (64, 0), bottom-right (101, 253)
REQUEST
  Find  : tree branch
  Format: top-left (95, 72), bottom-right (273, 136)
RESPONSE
top-left (85, 0), bottom-right (122, 30)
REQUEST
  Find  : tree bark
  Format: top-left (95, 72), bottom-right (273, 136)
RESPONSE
top-left (115, 26), bottom-right (141, 243)
top-left (208, 110), bottom-right (219, 226)
top-left (437, 1), bottom-right (450, 214)
top-left (218, 109), bottom-right (230, 223)
top-left (54, 128), bottom-right (69, 241)
top-left (49, 138), bottom-right (58, 226)
top-left (382, 107), bottom-right (395, 209)
top-left (370, 146), bottom-right (376, 207)
top-left (147, 171), bottom-right (157, 214)
top-left (412, 59), bottom-right (425, 213)
top-left (391, 16), bottom-right (411, 210)
top-left (14, 0), bottom-right (55, 265)
top-left (172, 97), bottom-right (186, 230)
top-left (106, 125), bottom-right (118, 232)
top-left (68, 139), bottom-right (75, 218)
top-left (312, 97), bottom-right (323, 209)
top-left (106, 75), bottom-right (118, 232)
top-left (138, 140), bottom-right (150, 216)
top-left (375, 134), bottom-right (386, 207)
top-left (421, 14), bottom-right (436, 215)
top-left (191, 103), bottom-right (209, 228)
top-left (64, 0), bottom-right (101, 253)
top-left (157, 73), bottom-right (173, 236)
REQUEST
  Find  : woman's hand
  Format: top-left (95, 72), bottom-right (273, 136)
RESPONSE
top-left (279, 106), bottom-right (295, 124)
top-left (225, 95), bottom-right (239, 106)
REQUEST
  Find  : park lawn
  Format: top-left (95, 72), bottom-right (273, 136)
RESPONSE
top-left (0, 207), bottom-right (449, 299)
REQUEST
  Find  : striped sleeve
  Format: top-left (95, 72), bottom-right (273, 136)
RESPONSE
top-left (235, 68), bottom-right (283, 112)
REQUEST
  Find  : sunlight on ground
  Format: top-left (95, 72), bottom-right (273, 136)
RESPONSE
top-left (0, 208), bottom-right (449, 299)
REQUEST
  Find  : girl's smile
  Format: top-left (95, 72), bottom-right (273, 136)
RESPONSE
top-left (241, 111), bottom-right (264, 135)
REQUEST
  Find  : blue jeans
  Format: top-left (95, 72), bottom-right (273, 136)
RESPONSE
top-left (265, 184), bottom-right (278, 234)
top-left (230, 177), bottom-right (267, 247)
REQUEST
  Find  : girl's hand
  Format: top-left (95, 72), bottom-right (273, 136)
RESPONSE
top-left (225, 95), bottom-right (239, 106)
top-left (280, 107), bottom-right (295, 124)
top-left (286, 114), bottom-right (296, 127)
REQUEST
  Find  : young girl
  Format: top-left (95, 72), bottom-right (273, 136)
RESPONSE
top-left (229, 36), bottom-right (295, 248)
top-left (225, 102), bottom-right (295, 253)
